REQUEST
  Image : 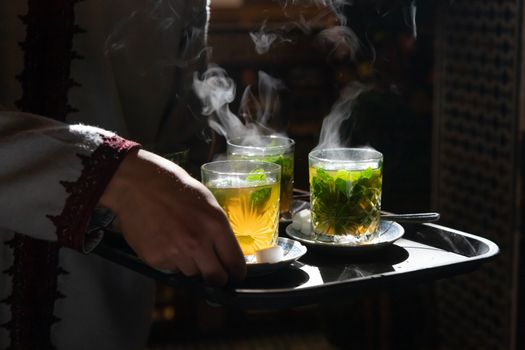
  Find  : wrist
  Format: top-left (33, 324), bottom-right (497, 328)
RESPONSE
top-left (99, 147), bottom-right (140, 213)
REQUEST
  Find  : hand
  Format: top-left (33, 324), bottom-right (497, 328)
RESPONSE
top-left (100, 149), bottom-right (246, 285)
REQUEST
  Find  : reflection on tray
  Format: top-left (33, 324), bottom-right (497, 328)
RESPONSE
top-left (302, 244), bottom-right (409, 266)
top-left (408, 224), bottom-right (484, 257)
top-left (237, 263), bottom-right (309, 289)
top-left (93, 220), bottom-right (499, 310)
top-left (299, 246), bottom-right (408, 284)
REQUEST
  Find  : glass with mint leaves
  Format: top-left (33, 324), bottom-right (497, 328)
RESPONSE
top-left (227, 135), bottom-right (295, 220)
top-left (308, 148), bottom-right (383, 244)
top-left (201, 160), bottom-right (281, 256)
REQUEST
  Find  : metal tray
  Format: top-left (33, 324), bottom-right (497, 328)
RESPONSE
top-left (93, 222), bottom-right (499, 310)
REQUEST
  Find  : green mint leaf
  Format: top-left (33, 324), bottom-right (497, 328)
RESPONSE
top-left (247, 169), bottom-right (273, 207)
top-left (250, 187), bottom-right (271, 208)
top-left (246, 169), bottom-right (266, 182)
top-left (335, 178), bottom-right (347, 195)
top-left (310, 166), bottom-right (382, 236)
top-left (316, 168), bottom-right (331, 182)
top-left (335, 170), bottom-right (351, 181)
top-left (361, 167), bottom-right (373, 179)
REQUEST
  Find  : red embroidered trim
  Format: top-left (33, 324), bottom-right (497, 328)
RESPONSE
top-left (2, 135), bottom-right (139, 349)
top-left (4, 2), bottom-right (139, 349)
top-left (47, 135), bottom-right (139, 251)
top-left (2, 236), bottom-right (64, 350)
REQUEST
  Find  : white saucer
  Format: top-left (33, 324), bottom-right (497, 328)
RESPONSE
top-left (245, 237), bottom-right (307, 277)
top-left (285, 220), bottom-right (404, 253)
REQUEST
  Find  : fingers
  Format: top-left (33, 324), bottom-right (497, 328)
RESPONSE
top-left (113, 150), bottom-right (248, 286)
top-left (131, 222), bottom-right (243, 285)
top-left (209, 221), bottom-right (246, 282)
top-left (166, 256), bottom-right (199, 277)
top-left (136, 227), bottom-right (241, 286)
top-left (191, 242), bottom-right (229, 286)
top-left (146, 243), bottom-right (233, 286)
top-left (138, 249), bottom-right (199, 277)
top-left (185, 216), bottom-right (245, 286)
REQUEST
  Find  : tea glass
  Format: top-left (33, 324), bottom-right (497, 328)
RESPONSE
top-left (227, 135), bottom-right (295, 220)
top-left (163, 148), bottom-right (189, 167)
top-left (201, 160), bottom-right (281, 256)
top-left (308, 148), bottom-right (383, 244)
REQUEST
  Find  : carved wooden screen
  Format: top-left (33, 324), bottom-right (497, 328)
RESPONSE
top-left (433, 1), bottom-right (522, 349)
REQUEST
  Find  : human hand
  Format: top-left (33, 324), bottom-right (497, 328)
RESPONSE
top-left (99, 149), bottom-right (246, 286)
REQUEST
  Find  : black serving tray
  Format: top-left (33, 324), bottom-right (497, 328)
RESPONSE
top-left (93, 222), bottom-right (499, 310)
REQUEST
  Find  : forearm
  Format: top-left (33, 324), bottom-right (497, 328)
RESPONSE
top-left (0, 111), bottom-right (139, 251)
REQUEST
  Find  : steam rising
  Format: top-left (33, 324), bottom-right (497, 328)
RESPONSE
top-left (293, 14), bottom-right (315, 34)
top-left (317, 26), bottom-right (360, 61)
top-left (250, 30), bottom-right (279, 55)
top-left (100, 0), bottom-right (420, 158)
top-left (324, 0), bottom-right (350, 26)
top-left (249, 1), bottom-right (354, 56)
top-left (281, 0), bottom-right (349, 25)
top-left (193, 65), bottom-right (285, 141)
top-left (250, 21), bottom-right (292, 54)
top-left (201, 0), bottom-right (418, 151)
top-left (315, 82), bottom-right (369, 150)
top-left (403, 0), bottom-right (418, 38)
top-left (239, 71), bottom-right (285, 126)
top-left (104, 0), bottom-right (207, 74)
top-left (279, 0), bottom-right (418, 150)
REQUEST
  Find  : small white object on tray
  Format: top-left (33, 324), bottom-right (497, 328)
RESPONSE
top-left (291, 209), bottom-right (313, 235)
top-left (255, 245), bottom-right (284, 263)
top-left (245, 237), bottom-right (307, 277)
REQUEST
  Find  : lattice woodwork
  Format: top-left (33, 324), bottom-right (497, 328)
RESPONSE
top-left (433, 1), bottom-right (521, 349)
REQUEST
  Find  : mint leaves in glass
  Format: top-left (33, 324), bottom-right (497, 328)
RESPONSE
top-left (201, 160), bottom-right (281, 256)
top-left (309, 148), bottom-right (383, 243)
top-left (227, 136), bottom-right (295, 219)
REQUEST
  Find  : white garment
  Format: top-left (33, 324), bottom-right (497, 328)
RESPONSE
top-left (0, 1), bottom-right (210, 349)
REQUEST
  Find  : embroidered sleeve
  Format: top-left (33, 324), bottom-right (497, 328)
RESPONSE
top-left (0, 111), bottom-right (139, 252)
top-left (47, 134), bottom-right (138, 252)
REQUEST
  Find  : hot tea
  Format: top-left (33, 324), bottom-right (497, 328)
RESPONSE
top-left (309, 148), bottom-right (383, 243)
top-left (202, 161), bottom-right (281, 255)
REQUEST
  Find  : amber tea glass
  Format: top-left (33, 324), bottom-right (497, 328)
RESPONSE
top-left (227, 135), bottom-right (294, 220)
top-left (201, 160), bottom-right (281, 256)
